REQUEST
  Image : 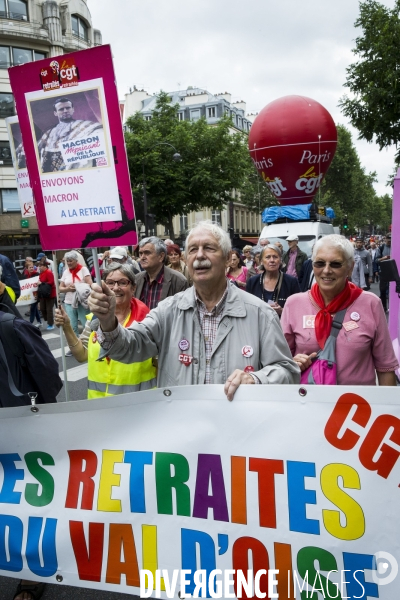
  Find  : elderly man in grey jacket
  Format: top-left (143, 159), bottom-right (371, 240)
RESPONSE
top-left (88, 222), bottom-right (300, 399)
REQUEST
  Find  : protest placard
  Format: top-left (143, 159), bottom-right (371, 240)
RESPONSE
top-left (15, 275), bottom-right (39, 306)
top-left (0, 385), bottom-right (398, 598)
top-left (8, 45), bottom-right (136, 251)
top-left (5, 116), bottom-right (35, 218)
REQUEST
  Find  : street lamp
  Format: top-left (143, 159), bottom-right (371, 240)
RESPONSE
top-left (142, 142), bottom-right (182, 237)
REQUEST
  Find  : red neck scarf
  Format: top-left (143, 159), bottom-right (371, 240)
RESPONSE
top-left (69, 263), bottom-right (83, 282)
top-left (310, 281), bottom-right (363, 348)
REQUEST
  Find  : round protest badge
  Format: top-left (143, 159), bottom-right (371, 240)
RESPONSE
top-left (244, 365), bottom-right (255, 373)
top-left (350, 312), bottom-right (360, 322)
top-left (179, 338), bottom-right (190, 351)
top-left (242, 345), bottom-right (254, 358)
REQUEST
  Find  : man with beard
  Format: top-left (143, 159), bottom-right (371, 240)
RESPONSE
top-left (88, 222), bottom-right (299, 400)
top-left (37, 97), bottom-right (103, 172)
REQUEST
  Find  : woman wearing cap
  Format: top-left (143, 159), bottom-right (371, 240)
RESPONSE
top-left (55, 262), bottom-right (157, 397)
top-left (246, 244), bottom-right (300, 317)
top-left (282, 235), bottom-right (307, 278)
top-left (59, 251), bottom-right (92, 351)
top-left (281, 235), bottom-right (398, 385)
top-left (167, 244), bottom-right (191, 283)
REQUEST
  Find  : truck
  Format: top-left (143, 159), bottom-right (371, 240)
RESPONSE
top-left (259, 204), bottom-right (336, 257)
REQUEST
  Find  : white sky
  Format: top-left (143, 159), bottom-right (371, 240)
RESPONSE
top-left (89, 0), bottom-right (397, 197)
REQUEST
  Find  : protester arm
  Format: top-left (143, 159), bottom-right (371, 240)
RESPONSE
top-left (280, 298), bottom-right (296, 355)
top-left (1, 256), bottom-right (20, 300)
top-left (376, 371), bottom-right (397, 386)
top-left (98, 307), bottom-right (162, 363)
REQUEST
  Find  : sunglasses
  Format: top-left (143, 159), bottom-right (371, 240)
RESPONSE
top-left (313, 261), bottom-right (344, 270)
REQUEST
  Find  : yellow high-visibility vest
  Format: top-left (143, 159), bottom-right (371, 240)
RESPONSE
top-left (5, 286), bottom-right (15, 303)
top-left (86, 314), bottom-right (157, 399)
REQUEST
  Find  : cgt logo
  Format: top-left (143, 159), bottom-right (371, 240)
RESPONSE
top-left (60, 64), bottom-right (79, 84)
top-left (295, 167), bottom-right (324, 195)
top-left (40, 60), bottom-right (79, 92)
top-left (262, 174), bottom-right (287, 197)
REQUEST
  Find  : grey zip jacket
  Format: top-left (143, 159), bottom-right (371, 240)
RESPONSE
top-left (99, 283), bottom-right (300, 386)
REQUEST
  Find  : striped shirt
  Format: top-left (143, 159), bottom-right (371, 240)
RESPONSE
top-left (140, 266), bottom-right (165, 310)
top-left (196, 285), bottom-right (228, 383)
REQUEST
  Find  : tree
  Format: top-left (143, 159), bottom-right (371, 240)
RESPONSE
top-left (124, 92), bottom-right (252, 240)
top-left (320, 124), bottom-right (389, 233)
top-left (339, 0), bottom-right (400, 167)
top-left (237, 165), bottom-right (277, 213)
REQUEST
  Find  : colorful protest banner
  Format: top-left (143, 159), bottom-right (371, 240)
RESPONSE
top-left (8, 45), bottom-right (136, 251)
top-left (5, 116), bottom-right (35, 218)
top-left (0, 385), bottom-right (398, 598)
top-left (15, 275), bottom-right (39, 306)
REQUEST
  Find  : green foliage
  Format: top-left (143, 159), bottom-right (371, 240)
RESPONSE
top-left (125, 91), bottom-right (252, 239)
top-left (339, 0), bottom-right (400, 165)
top-left (320, 125), bottom-right (392, 233)
top-left (238, 163), bottom-right (278, 213)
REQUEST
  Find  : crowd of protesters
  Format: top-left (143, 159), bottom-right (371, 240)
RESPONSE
top-left (1, 228), bottom-right (397, 389)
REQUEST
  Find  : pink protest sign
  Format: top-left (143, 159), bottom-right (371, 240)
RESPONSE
top-left (389, 168), bottom-right (400, 378)
top-left (9, 45), bottom-right (137, 251)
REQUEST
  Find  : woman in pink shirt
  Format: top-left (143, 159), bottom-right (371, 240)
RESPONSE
top-left (226, 249), bottom-right (249, 290)
top-left (281, 235), bottom-right (398, 386)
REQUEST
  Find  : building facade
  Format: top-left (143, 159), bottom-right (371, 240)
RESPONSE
top-left (0, 0), bottom-right (101, 261)
top-left (123, 87), bottom-right (262, 245)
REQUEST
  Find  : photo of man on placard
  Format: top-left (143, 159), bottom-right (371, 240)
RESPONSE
top-left (29, 89), bottom-right (107, 173)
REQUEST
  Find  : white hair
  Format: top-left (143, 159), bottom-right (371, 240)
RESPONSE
top-left (185, 221), bottom-right (232, 258)
top-left (312, 234), bottom-right (355, 265)
top-left (64, 250), bottom-right (79, 261)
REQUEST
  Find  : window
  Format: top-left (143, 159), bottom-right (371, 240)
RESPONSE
top-left (1, 189), bottom-right (20, 212)
top-left (177, 112), bottom-right (184, 121)
top-left (12, 47), bottom-right (31, 65)
top-left (144, 115), bottom-right (152, 121)
top-left (0, 46), bottom-right (46, 68)
top-left (190, 109), bottom-right (201, 122)
top-left (235, 210), bottom-right (239, 233)
top-left (34, 51), bottom-right (46, 62)
top-left (0, 92), bottom-right (15, 118)
top-left (212, 210), bottom-right (221, 225)
top-left (0, 0), bottom-right (27, 21)
top-left (0, 141), bottom-right (12, 165)
top-left (180, 215), bottom-right (188, 233)
top-left (71, 15), bottom-right (89, 41)
top-left (0, 46), bottom-right (10, 68)
top-left (207, 106), bottom-right (216, 118)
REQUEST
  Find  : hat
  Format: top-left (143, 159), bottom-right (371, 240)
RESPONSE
top-left (286, 235), bottom-right (299, 242)
top-left (36, 252), bottom-right (46, 260)
top-left (109, 246), bottom-right (128, 260)
top-left (355, 237), bottom-right (363, 242)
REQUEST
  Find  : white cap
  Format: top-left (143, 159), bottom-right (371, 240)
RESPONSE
top-left (286, 235), bottom-right (299, 242)
top-left (110, 246), bottom-right (128, 260)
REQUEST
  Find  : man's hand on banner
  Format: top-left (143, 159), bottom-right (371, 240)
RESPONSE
top-left (88, 281), bottom-right (117, 331)
top-left (224, 369), bottom-right (255, 401)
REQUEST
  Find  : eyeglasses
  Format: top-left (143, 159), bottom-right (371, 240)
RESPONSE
top-left (313, 261), bottom-right (344, 270)
top-left (105, 279), bottom-right (131, 288)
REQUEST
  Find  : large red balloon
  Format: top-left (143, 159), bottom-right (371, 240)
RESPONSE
top-left (249, 95), bottom-right (337, 206)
